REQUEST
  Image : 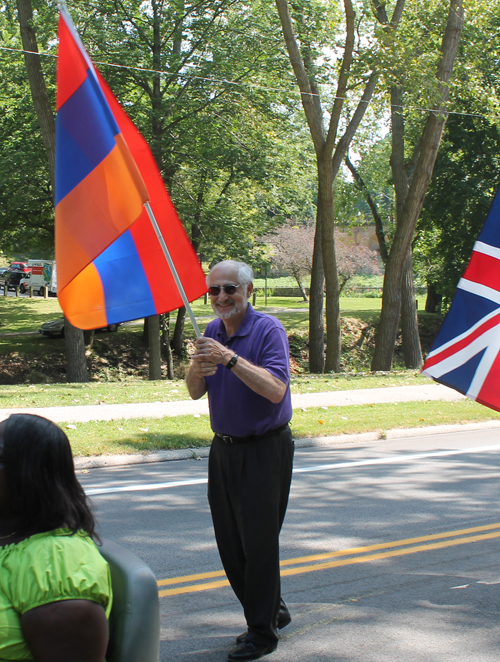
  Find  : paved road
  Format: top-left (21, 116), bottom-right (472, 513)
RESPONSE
top-left (82, 428), bottom-right (500, 662)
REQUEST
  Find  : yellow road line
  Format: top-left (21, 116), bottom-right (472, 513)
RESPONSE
top-left (279, 521), bottom-right (500, 566)
top-left (280, 530), bottom-right (500, 577)
top-left (157, 522), bottom-right (500, 597)
top-left (157, 522), bottom-right (500, 587)
top-left (158, 569), bottom-right (227, 586)
top-left (160, 579), bottom-right (230, 596)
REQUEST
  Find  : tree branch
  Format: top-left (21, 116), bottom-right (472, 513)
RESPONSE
top-left (331, 70), bottom-right (379, 178)
top-left (274, 0), bottom-right (326, 152)
top-left (345, 154), bottom-right (388, 264)
top-left (325, 0), bottom-right (356, 156)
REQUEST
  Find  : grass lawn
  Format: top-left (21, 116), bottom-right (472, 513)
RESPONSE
top-left (0, 294), bottom-right (427, 335)
top-left (63, 398), bottom-right (500, 457)
top-left (0, 297), bottom-right (63, 334)
top-left (0, 293), bottom-right (466, 459)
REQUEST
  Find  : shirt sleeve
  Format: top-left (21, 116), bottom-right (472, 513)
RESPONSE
top-left (5, 533), bottom-right (112, 617)
top-left (257, 323), bottom-right (290, 385)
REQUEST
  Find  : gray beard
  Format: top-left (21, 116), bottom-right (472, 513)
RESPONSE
top-left (211, 299), bottom-right (246, 320)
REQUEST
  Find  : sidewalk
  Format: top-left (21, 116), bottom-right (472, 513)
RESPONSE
top-left (0, 383), bottom-right (464, 424)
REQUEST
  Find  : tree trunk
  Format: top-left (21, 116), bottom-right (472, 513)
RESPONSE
top-left (308, 224), bottom-right (325, 373)
top-left (144, 0), bottom-right (166, 380)
top-left (148, 314), bottom-right (162, 380)
top-left (83, 329), bottom-right (95, 347)
top-left (425, 283), bottom-right (442, 313)
top-left (292, 272), bottom-right (308, 301)
top-left (171, 307), bottom-right (186, 356)
top-left (318, 157), bottom-right (341, 372)
top-left (275, 0), bottom-right (380, 375)
top-left (16, 0), bottom-right (89, 378)
top-left (16, 0), bottom-right (55, 188)
top-left (64, 318), bottom-right (89, 382)
top-left (371, 0), bottom-right (464, 371)
top-left (160, 313), bottom-right (174, 379)
top-left (400, 254), bottom-right (422, 368)
top-left (390, 83), bottom-right (422, 368)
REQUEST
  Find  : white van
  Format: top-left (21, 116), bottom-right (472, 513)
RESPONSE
top-left (20, 260), bottom-right (57, 296)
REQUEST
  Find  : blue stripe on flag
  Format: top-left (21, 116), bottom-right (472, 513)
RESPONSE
top-left (55, 72), bottom-right (120, 204)
top-left (436, 348), bottom-right (486, 395)
top-left (478, 187), bottom-right (500, 249)
top-left (93, 230), bottom-right (157, 324)
top-left (431, 289), bottom-right (500, 350)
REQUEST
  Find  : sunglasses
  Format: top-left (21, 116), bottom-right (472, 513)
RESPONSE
top-left (208, 284), bottom-right (240, 296)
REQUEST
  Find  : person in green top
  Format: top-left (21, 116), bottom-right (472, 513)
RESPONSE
top-left (0, 414), bottom-right (112, 662)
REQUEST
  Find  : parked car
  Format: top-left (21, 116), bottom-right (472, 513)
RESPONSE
top-left (9, 262), bottom-right (29, 271)
top-left (38, 318), bottom-right (121, 338)
top-left (1, 269), bottom-right (32, 291)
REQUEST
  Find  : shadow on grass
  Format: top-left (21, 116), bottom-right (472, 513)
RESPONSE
top-left (73, 431), bottom-right (213, 456)
top-left (0, 297), bottom-right (62, 333)
top-left (116, 432), bottom-right (212, 453)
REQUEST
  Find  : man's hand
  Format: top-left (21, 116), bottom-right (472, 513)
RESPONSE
top-left (186, 337), bottom-right (231, 400)
top-left (192, 337), bottom-right (233, 366)
top-left (187, 335), bottom-right (287, 404)
top-left (190, 358), bottom-right (218, 378)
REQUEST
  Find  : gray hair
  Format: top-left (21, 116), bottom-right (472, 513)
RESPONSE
top-left (207, 260), bottom-right (254, 286)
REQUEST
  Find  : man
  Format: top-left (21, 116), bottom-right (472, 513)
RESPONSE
top-left (186, 260), bottom-right (294, 662)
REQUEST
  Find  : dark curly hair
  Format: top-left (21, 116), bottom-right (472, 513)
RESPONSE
top-left (1, 414), bottom-right (96, 538)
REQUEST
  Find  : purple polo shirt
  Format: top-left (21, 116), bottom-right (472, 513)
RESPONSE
top-left (204, 304), bottom-right (292, 437)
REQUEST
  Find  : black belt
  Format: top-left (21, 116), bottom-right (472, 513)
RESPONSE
top-left (215, 423), bottom-right (289, 445)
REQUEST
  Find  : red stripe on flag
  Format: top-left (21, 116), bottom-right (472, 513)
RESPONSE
top-left (56, 138), bottom-right (147, 292)
top-left (463, 251), bottom-right (500, 293)
top-left (57, 13), bottom-right (89, 110)
top-left (423, 312), bottom-right (500, 369)
top-left (476, 346), bottom-right (500, 412)
top-left (97, 71), bottom-right (207, 305)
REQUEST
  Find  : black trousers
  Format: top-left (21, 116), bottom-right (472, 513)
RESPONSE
top-left (207, 425), bottom-right (294, 645)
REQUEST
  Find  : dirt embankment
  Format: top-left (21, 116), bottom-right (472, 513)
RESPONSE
top-left (0, 314), bottom-right (443, 385)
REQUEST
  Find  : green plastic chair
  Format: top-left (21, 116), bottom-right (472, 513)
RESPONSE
top-left (100, 538), bottom-right (160, 662)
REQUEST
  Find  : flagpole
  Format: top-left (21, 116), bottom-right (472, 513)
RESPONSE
top-left (144, 202), bottom-right (202, 338)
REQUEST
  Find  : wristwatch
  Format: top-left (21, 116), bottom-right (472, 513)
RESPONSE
top-left (226, 353), bottom-right (239, 370)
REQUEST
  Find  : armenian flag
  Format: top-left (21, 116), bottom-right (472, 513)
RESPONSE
top-left (56, 6), bottom-right (206, 329)
top-left (422, 185), bottom-right (500, 412)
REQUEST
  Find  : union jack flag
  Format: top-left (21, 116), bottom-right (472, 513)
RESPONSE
top-left (422, 186), bottom-right (500, 412)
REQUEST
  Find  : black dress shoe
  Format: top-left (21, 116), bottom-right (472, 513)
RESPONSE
top-left (277, 611), bottom-right (291, 630)
top-left (235, 611), bottom-right (292, 643)
top-left (227, 640), bottom-right (278, 661)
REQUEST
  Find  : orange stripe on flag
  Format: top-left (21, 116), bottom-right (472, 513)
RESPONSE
top-left (58, 263), bottom-right (107, 329)
top-left (56, 136), bottom-right (148, 291)
top-left (115, 133), bottom-right (149, 202)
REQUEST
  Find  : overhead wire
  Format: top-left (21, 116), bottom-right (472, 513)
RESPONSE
top-left (0, 43), bottom-right (493, 121)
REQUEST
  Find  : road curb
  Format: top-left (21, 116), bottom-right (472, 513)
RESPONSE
top-left (73, 419), bottom-right (500, 470)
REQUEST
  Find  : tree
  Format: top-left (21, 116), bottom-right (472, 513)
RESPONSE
top-left (416, 113), bottom-right (500, 309)
top-left (371, 0), bottom-right (464, 371)
top-left (415, 0), bottom-right (500, 313)
top-left (335, 232), bottom-right (382, 294)
top-left (264, 224), bottom-right (314, 301)
top-left (70, 0), bottom-right (298, 374)
top-left (264, 223), bottom-right (381, 300)
top-left (0, 4), bottom-right (54, 257)
top-left (15, 0), bottom-right (89, 383)
top-left (275, 0), bottom-right (405, 373)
